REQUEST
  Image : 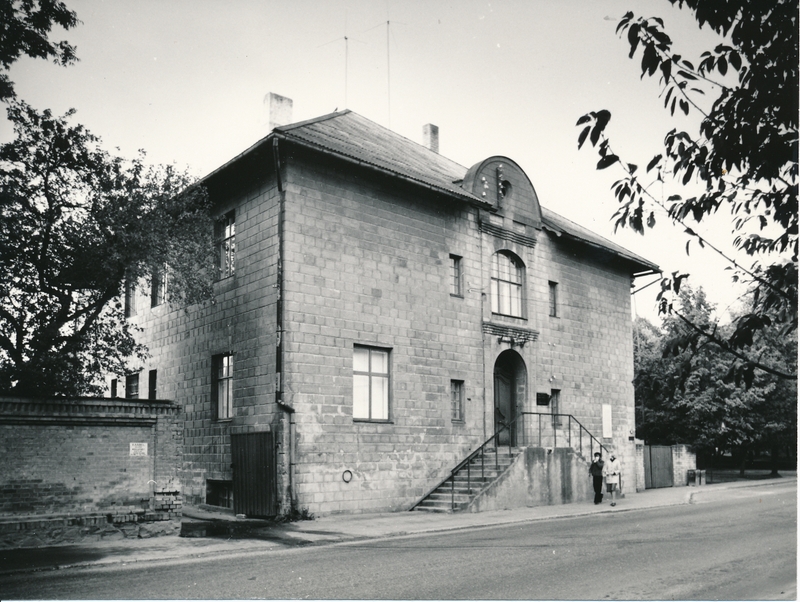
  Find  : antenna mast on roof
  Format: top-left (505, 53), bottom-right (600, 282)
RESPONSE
top-left (386, 19), bottom-right (391, 128)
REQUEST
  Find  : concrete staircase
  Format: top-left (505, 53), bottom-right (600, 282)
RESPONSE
top-left (412, 448), bottom-right (521, 513)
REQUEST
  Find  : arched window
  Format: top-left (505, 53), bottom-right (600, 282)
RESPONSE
top-left (491, 251), bottom-right (524, 317)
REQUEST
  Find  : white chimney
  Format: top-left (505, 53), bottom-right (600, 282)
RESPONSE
top-left (423, 123), bottom-right (439, 154)
top-left (266, 92), bottom-right (293, 131)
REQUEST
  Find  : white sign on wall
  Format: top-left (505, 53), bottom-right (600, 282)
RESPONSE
top-left (129, 442), bottom-right (148, 456)
top-left (602, 404), bottom-right (613, 439)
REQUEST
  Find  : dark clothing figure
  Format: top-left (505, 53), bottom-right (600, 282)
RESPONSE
top-left (589, 456), bottom-right (605, 504)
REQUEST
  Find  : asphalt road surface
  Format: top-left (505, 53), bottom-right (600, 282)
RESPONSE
top-left (1, 480), bottom-right (795, 600)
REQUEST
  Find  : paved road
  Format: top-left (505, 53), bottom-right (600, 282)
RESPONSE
top-left (1, 480), bottom-right (795, 600)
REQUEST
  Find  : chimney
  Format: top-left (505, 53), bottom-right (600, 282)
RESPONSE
top-left (423, 123), bottom-right (439, 154)
top-left (266, 92), bottom-right (293, 131)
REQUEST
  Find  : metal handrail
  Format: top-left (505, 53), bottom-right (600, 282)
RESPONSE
top-left (409, 411), bottom-right (609, 512)
top-left (521, 412), bottom-right (610, 459)
top-left (409, 413), bottom-right (523, 512)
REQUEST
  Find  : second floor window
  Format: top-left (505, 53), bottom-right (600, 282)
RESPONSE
top-left (125, 373), bottom-right (140, 399)
top-left (124, 278), bottom-right (137, 317)
top-left (212, 353), bottom-right (234, 420)
top-left (549, 281), bottom-right (559, 317)
top-left (215, 211), bottom-right (236, 280)
top-left (450, 254), bottom-right (463, 296)
top-left (151, 266), bottom-right (167, 307)
top-left (491, 251), bottom-right (524, 317)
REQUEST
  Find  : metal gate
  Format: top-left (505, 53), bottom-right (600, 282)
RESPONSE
top-left (644, 445), bottom-right (674, 489)
top-left (231, 431), bottom-right (278, 517)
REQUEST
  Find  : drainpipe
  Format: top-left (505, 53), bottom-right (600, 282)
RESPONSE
top-left (272, 137), bottom-right (296, 511)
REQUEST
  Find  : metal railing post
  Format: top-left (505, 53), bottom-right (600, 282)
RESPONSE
top-left (451, 475), bottom-right (455, 511)
top-left (467, 459), bottom-right (471, 493)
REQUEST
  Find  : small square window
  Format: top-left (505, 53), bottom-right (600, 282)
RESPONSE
top-left (125, 373), bottom-right (140, 399)
top-left (449, 255), bottom-right (463, 297)
top-left (549, 281), bottom-right (558, 317)
top-left (353, 345), bottom-right (390, 421)
top-left (212, 354), bottom-right (234, 420)
top-left (206, 480), bottom-right (233, 509)
top-left (451, 380), bottom-right (464, 422)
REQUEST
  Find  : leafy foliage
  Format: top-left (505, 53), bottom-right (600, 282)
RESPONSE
top-left (634, 286), bottom-right (797, 461)
top-left (0, 101), bottom-right (215, 396)
top-left (578, 1), bottom-right (798, 379)
top-left (0, 0), bottom-right (79, 100)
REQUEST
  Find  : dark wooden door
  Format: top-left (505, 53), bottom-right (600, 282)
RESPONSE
top-left (231, 431), bottom-right (278, 517)
top-left (644, 445), bottom-right (674, 489)
top-left (494, 370), bottom-right (515, 446)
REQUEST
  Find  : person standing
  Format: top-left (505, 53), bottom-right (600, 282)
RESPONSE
top-left (589, 452), bottom-right (605, 504)
top-left (603, 453), bottom-right (622, 506)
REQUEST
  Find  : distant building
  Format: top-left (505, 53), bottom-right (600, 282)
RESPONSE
top-left (120, 104), bottom-right (658, 516)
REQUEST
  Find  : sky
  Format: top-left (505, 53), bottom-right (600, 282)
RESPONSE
top-left (2, 0), bottom-right (752, 324)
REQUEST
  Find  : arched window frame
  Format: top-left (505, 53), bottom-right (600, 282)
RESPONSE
top-left (491, 251), bottom-right (525, 318)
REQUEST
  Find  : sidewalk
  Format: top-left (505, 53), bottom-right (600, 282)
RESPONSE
top-left (1, 474), bottom-right (793, 576)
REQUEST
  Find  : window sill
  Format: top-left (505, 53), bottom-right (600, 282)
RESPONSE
top-left (353, 419), bottom-right (394, 424)
top-left (215, 418), bottom-right (233, 423)
top-left (450, 294), bottom-right (464, 299)
top-left (491, 312), bottom-right (527, 321)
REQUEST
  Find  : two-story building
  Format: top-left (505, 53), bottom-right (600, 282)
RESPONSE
top-left (120, 101), bottom-right (658, 516)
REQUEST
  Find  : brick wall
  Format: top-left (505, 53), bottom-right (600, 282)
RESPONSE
top-left (0, 396), bottom-right (183, 547)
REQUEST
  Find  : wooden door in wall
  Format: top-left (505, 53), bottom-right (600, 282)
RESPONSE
top-left (231, 431), bottom-right (278, 517)
top-left (644, 445), bottom-right (674, 489)
top-left (494, 369), bottom-right (516, 446)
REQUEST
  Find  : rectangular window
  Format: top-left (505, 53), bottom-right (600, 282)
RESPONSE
top-left (212, 353), bottom-right (234, 420)
top-left (148, 369), bottom-right (157, 400)
top-left (110, 378), bottom-right (118, 398)
top-left (215, 211), bottom-right (236, 280)
top-left (551, 388), bottom-right (561, 426)
top-left (449, 254), bottom-right (463, 297)
top-left (353, 345), bottom-right (390, 421)
top-left (549, 281), bottom-right (558, 317)
top-left (450, 380), bottom-right (464, 422)
top-left (124, 278), bottom-right (137, 317)
top-left (151, 266), bottom-right (167, 307)
top-left (125, 373), bottom-right (140, 399)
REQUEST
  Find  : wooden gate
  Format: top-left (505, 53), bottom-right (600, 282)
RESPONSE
top-left (644, 445), bottom-right (674, 489)
top-left (231, 431), bottom-right (278, 517)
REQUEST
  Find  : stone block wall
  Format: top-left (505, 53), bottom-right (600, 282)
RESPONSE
top-left (469, 447), bottom-right (593, 512)
top-left (125, 173), bottom-right (284, 508)
top-left (282, 152), bottom-right (486, 514)
top-left (0, 396), bottom-right (183, 548)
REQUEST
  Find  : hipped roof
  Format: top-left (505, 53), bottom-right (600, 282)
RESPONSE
top-left (202, 109), bottom-right (659, 274)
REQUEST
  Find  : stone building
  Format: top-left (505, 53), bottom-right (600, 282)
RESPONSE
top-left (119, 102), bottom-right (658, 516)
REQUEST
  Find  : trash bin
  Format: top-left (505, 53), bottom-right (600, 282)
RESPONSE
top-left (687, 469), bottom-right (696, 485)
top-left (697, 469), bottom-right (706, 485)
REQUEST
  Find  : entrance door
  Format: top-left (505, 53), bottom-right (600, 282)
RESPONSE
top-left (494, 368), bottom-right (515, 446)
top-left (231, 431), bottom-right (278, 517)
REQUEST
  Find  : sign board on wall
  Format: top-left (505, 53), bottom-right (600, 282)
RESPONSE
top-left (602, 404), bottom-right (613, 439)
top-left (129, 442), bottom-right (148, 456)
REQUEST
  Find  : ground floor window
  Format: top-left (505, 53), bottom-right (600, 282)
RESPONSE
top-left (451, 379), bottom-right (465, 422)
top-left (353, 345), bottom-right (390, 421)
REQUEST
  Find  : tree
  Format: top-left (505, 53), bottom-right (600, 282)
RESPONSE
top-left (634, 286), bottom-right (797, 471)
top-left (0, 0), bottom-right (79, 101)
top-left (578, 0), bottom-right (797, 382)
top-left (0, 101), bottom-right (215, 396)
